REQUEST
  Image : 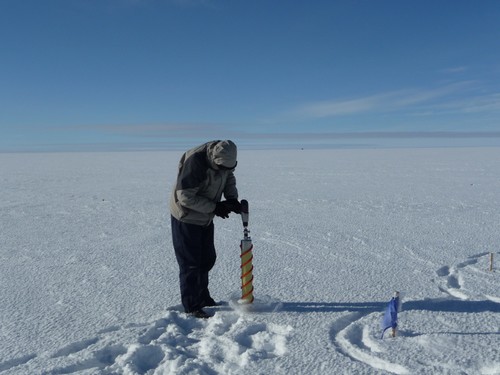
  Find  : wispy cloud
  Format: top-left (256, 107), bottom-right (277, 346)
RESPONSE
top-left (63, 122), bottom-right (247, 142)
top-left (69, 122), bottom-right (234, 138)
top-left (85, 123), bottom-right (228, 137)
top-left (291, 82), bottom-right (475, 119)
top-left (30, 123), bottom-right (500, 153)
top-left (294, 92), bottom-right (391, 117)
top-left (238, 131), bottom-right (500, 140)
top-left (73, 123), bottom-right (500, 140)
top-left (441, 66), bottom-right (468, 74)
top-left (428, 93), bottom-right (500, 114)
top-left (168, 0), bottom-right (215, 8)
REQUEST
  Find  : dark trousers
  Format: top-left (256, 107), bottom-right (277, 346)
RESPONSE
top-left (171, 216), bottom-right (216, 313)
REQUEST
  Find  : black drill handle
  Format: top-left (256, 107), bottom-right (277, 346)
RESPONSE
top-left (240, 199), bottom-right (249, 227)
top-left (241, 199), bottom-right (248, 213)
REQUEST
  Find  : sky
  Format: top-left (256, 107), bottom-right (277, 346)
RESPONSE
top-left (1, 0), bottom-right (500, 152)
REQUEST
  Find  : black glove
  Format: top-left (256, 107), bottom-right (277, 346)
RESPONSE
top-left (224, 199), bottom-right (242, 214)
top-left (214, 201), bottom-right (231, 218)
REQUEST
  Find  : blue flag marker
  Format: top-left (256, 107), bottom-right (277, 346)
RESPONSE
top-left (381, 291), bottom-right (400, 339)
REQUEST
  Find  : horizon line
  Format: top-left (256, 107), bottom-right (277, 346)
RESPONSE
top-left (2, 130), bottom-right (500, 153)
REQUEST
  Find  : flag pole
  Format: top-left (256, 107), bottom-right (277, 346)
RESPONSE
top-left (391, 291), bottom-right (400, 338)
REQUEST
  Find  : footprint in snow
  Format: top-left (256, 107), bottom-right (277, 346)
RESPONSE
top-left (5, 306), bottom-right (291, 375)
top-left (328, 253), bottom-right (500, 375)
top-left (434, 252), bottom-right (497, 301)
top-left (330, 312), bottom-right (410, 375)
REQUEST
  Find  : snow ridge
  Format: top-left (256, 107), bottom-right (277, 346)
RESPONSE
top-left (1, 308), bottom-right (292, 375)
top-left (327, 251), bottom-right (500, 374)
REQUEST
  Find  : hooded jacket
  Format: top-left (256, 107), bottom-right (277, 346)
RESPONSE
top-left (170, 140), bottom-right (238, 226)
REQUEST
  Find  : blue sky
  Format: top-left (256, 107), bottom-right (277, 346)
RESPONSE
top-left (1, 0), bottom-right (500, 151)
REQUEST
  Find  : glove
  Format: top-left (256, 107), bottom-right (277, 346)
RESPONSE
top-left (214, 201), bottom-right (231, 219)
top-left (224, 199), bottom-right (242, 214)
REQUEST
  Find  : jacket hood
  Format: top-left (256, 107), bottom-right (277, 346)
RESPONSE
top-left (208, 140), bottom-right (237, 169)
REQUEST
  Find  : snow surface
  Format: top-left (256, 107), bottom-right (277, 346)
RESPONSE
top-left (1, 147), bottom-right (499, 375)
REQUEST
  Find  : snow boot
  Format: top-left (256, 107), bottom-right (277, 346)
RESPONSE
top-left (187, 309), bottom-right (211, 319)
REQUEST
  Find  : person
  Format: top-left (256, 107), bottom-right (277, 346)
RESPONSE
top-left (170, 140), bottom-right (242, 318)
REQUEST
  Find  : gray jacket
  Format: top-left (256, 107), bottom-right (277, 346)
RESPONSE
top-left (170, 140), bottom-right (238, 226)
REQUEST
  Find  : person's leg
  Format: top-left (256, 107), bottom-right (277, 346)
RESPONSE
top-left (200, 222), bottom-right (217, 306)
top-left (171, 216), bottom-right (206, 312)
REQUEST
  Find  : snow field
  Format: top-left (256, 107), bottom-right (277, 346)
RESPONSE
top-left (0, 148), bottom-right (499, 374)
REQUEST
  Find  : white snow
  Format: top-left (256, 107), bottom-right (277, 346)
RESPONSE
top-left (1, 147), bottom-right (499, 374)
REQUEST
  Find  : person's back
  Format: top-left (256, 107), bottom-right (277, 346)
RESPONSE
top-left (170, 140), bottom-right (238, 226)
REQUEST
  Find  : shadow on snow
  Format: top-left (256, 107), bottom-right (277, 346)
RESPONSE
top-left (280, 299), bottom-right (500, 314)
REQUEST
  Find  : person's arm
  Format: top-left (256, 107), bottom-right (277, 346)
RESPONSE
top-left (223, 171), bottom-right (238, 201)
top-left (175, 154), bottom-right (216, 213)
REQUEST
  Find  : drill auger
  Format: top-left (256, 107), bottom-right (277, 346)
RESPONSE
top-left (239, 200), bottom-right (254, 304)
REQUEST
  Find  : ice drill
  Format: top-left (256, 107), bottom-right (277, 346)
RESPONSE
top-left (239, 199), bottom-right (254, 303)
